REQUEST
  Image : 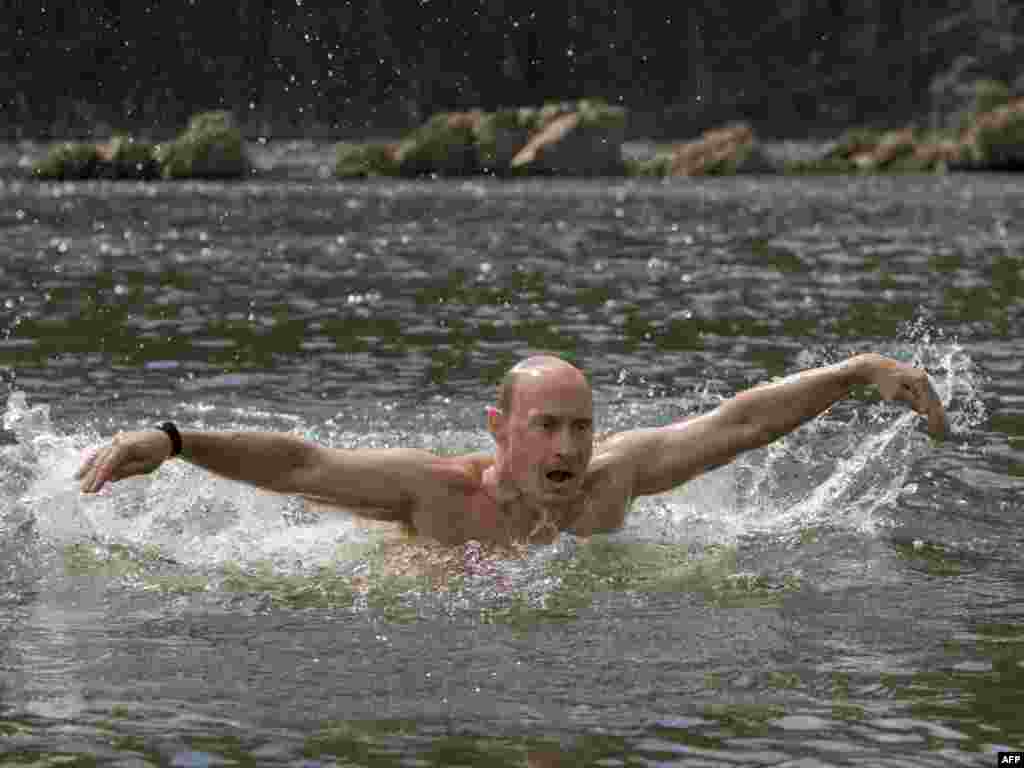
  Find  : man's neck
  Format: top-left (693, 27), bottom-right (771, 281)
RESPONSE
top-left (481, 465), bottom-right (580, 542)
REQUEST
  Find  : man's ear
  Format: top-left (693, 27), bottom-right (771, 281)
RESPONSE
top-left (486, 406), bottom-right (505, 440)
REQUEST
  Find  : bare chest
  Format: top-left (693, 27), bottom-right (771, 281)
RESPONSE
top-left (409, 472), bottom-right (632, 545)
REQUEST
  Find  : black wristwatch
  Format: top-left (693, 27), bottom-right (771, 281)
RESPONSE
top-left (156, 421), bottom-right (183, 457)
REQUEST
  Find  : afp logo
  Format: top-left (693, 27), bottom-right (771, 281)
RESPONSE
top-left (999, 753), bottom-right (1024, 765)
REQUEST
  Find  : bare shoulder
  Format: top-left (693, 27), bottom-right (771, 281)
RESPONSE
top-left (405, 452), bottom-right (494, 545)
top-left (568, 441), bottom-right (636, 536)
top-left (586, 418), bottom-right (714, 497)
top-left (437, 452), bottom-right (494, 489)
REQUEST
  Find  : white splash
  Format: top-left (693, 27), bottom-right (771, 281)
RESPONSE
top-left (0, 334), bottom-right (985, 590)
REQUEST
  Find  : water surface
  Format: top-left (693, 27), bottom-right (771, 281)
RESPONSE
top-left (0, 171), bottom-right (1021, 765)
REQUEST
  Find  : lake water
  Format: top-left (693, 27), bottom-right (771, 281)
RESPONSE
top-left (0, 162), bottom-right (1022, 766)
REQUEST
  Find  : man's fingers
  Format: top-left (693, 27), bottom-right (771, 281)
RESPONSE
top-left (109, 459), bottom-right (158, 482)
top-left (79, 441), bottom-right (164, 493)
top-left (83, 444), bottom-right (122, 493)
top-left (74, 446), bottom-right (104, 480)
top-left (903, 376), bottom-right (946, 440)
top-left (923, 380), bottom-right (947, 439)
top-left (883, 368), bottom-right (947, 441)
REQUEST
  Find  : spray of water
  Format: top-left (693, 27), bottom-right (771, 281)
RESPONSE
top-left (0, 326), bottom-right (987, 615)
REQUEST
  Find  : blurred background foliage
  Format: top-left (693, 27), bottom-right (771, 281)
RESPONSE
top-left (2, 0), bottom-right (1022, 140)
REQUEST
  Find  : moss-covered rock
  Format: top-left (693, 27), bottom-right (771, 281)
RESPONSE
top-left (32, 136), bottom-right (161, 180)
top-left (516, 107), bottom-right (542, 132)
top-left (636, 123), bottom-right (775, 177)
top-left (98, 135), bottom-right (160, 179)
top-left (474, 100), bottom-right (625, 176)
top-left (624, 153), bottom-right (675, 178)
top-left (395, 111), bottom-right (481, 177)
top-left (473, 109), bottom-right (533, 175)
top-left (869, 129), bottom-right (917, 168)
top-left (821, 127), bottom-right (886, 172)
top-left (510, 109), bottom-right (626, 177)
top-left (787, 126), bottom-right (963, 174)
top-left (899, 136), bottom-right (967, 173)
top-left (335, 141), bottom-right (400, 178)
top-left (575, 97), bottom-right (628, 130)
top-left (968, 79), bottom-right (1012, 120)
top-left (155, 110), bottom-right (248, 179)
top-left (32, 141), bottom-right (101, 179)
top-left (965, 96), bottom-right (1024, 170)
top-left (538, 100), bottom-right (576, 127)
top-left (333, 100), bottom-right (630, 180)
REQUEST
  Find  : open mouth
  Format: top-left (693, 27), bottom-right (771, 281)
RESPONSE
top-left (546, 470), bottom-right (574, 484)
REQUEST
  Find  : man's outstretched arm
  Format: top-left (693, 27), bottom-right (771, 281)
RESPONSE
top-left (600, 353), bottom-right (946, 500)
top-left (75, 428), bottom-right (454, 521)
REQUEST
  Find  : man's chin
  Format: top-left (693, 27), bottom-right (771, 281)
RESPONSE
top-left (538, 480), bottom-right (581, 501)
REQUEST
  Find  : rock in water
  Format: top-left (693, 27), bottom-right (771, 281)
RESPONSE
top-left (335, 141), bottom-right (400, 178)
top-left (964, 96), bottom-right (1024, 170)
top-left (666, 123), bottom-right (776, 176)
top-left (510, 102), bottom-right (626, 177)
top-left (156, 111), bottom-right (248, 179)
top-left (395, 111), bottom-right (481, 177)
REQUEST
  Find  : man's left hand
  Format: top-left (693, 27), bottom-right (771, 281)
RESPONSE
top-left (860, 353), bottom-right (947, 439)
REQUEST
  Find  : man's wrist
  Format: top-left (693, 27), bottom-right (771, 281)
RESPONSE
top-left (157, 422), bottom-right (183, 458)
top-left (845, 353), bottom-right (880, 388)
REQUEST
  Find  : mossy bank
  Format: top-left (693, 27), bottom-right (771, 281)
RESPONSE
top-left (32, 110), bottom-right (248, 180)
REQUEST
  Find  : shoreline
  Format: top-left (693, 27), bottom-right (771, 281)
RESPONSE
top-left (0, 138), bottom-right (842, 183)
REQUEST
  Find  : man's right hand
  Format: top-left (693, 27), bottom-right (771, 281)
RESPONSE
top-left (76, 430), bottom-right (173, 494)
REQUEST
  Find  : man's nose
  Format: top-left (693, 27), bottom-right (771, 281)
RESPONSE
top-left (554, 426), bottom-right (579, 457)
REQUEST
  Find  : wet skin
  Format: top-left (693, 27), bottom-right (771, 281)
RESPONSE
top-left (76, 353), bottom-right (947, 547)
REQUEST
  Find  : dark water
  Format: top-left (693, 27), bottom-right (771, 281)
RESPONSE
top-left (0, 169), bottom-right (1022, 766)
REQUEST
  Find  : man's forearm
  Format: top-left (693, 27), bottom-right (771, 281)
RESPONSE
top-left (177, 430), bottom-right (314, 493)
top-left (718, 354), bottom-right (874, 441)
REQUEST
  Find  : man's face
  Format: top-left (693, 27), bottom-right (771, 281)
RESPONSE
top-left (496, 368), bottom-right (594, 504)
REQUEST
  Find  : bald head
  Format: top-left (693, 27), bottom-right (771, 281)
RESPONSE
top-left (497, 355), bottom-right (587, 416)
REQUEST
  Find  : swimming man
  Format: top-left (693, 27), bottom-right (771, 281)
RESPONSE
top-left (76, 353), bottom-right (945, 545)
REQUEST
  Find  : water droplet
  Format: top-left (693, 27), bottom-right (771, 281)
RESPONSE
top-left (56, 240), bottom-right (69, 254)
top-left (3, 299), bottom-right (13, 309)
top-left (14, 209), bottom-right (25, 221)
top-left (114, 284), bottom-right (127, 296)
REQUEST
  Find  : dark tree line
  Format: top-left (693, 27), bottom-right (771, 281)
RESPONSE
top-left (2, 0), bottom-right (1022, 140)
